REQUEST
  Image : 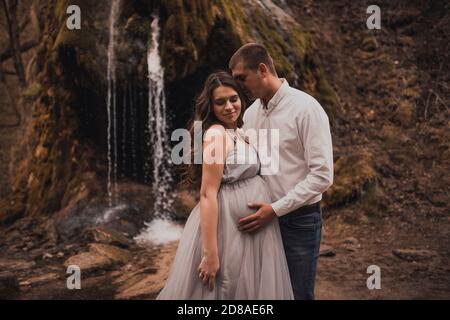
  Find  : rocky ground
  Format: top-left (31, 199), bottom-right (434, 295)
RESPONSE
top-left (0, 214), bottom-right (448, 299)
top-left (1, 0), bottom-right (449, 299)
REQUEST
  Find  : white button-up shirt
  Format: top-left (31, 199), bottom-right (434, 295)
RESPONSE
top-left (243, 79), bottom-right (334, 217)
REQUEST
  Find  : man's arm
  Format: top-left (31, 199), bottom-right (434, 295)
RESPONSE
top-left (270, 100), bottom-right (334, 217)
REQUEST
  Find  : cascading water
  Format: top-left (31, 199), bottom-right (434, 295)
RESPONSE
top-left (106, 0), bottom-right (121, 207)
top-left (105, 8), bottom-right (181, 244)
top-left (146, 16), bottom-right (174, 217)
top-left (135, 16), bottom-right (182, 245)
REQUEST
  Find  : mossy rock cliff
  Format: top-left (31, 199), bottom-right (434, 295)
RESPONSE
top-left (0, 0), bottom-right (335, 225)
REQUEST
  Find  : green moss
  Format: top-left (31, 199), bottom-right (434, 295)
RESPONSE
top-left (3, 0), bottom-right (339, 222)
top-left (249, 6), bottom-right (294, 78)
top-left (289, 26), bottom-right (308, 59)
top-left (52, 1), bottom-right (100, 54)
top-left (324, 149), bottom-right (377, 207)
top-left (315, 72), bottom-right (337, 119)
top-left (217, 0), bottom-right (251, 38)
top-left (360, 182), bottom-right (389, 218)
top-left (158, 0), bottom-right (336, 117)
top-left (160, 0), bottom-right (218, 79)
top-left (22, 82), bottom-right (43, 101)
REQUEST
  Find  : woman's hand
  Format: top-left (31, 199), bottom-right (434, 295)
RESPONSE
top-left (198, 252), bottom-right (220, 291)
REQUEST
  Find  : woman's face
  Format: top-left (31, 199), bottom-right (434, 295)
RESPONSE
top-left (212, 85), bottom-right (241, 129)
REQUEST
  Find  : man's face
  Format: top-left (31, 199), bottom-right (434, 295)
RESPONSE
top-left (231, 61), bottom-right (262, 100)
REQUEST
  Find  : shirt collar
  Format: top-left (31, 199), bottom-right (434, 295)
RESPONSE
top-left (261, 78), bottom-right (290, 114)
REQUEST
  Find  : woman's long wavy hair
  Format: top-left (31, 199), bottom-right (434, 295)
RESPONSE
top-left (179, 71), bottom-right (247, 189)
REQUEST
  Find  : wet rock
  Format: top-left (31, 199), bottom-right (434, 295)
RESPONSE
top-left (21, 273), bottom-right (60, 287)
top-left (63, 252), bottom-right (114, 273)
top-left (54, 183), bottom-right (153, 241)
top-left (114, 242), bottom-right (178, 299)
top-left (392, 249), bottom-right (438, 262)
top-left (0, 259), bottom-right (36, 271)
top-left (0, 271), bottom-right (19, 299)
top-left (63, 244), bottom-right (132, 274)
top-left (86, 226), bottom-right (131, 248)
top-left (87, 243), bottom-right (132, 264)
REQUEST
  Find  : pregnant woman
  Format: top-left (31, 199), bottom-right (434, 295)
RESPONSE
top-left (157, 72), bottom-right (293, 300)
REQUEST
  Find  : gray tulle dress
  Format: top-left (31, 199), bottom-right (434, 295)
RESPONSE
top-left (157, 132), bottom-right (294, 300)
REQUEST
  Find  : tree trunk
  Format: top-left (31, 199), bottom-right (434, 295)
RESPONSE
top-left (2, 0), bottom-right (27, 87)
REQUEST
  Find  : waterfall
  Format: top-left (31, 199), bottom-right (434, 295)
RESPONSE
top-left (105, 10), bottom-right (180, 244)
top-left (146, 16), bottom-right (174, 217)
top-left (106, 0), bottom-right (121, 207)
top-left (134, 16), bottom-right (182, 245)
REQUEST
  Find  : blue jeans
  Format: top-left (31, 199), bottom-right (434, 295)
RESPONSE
top-left (279, 207), bottom-right (323, 300)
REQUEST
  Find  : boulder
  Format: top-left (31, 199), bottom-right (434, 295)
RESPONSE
top-left (63, 243), bottom-right (132, 274)
top-left (86, 226), bottom-right (131, 248)
top-left (87, 243), bottom-right (132, 264)
top-left (63, 251), bottom-right (113, 273)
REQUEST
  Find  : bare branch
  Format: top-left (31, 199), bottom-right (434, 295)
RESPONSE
top-left (0, 39), bottom-right (38, 63)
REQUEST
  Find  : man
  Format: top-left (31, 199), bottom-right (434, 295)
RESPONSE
top-left (229, 43), bottom-right (334, 300)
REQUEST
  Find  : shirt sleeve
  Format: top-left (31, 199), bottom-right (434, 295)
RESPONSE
top-left (270, 100), bottom-right (334, 217)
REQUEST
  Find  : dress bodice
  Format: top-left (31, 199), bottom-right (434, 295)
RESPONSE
top-left (221, 131), bottom-right (261, 184)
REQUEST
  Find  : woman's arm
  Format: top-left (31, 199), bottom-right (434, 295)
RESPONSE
top-left (197, 124), bottom-right (230, 291)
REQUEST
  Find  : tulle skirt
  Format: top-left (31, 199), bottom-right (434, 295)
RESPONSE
top-left (157, 175), bottom-right (293, 300)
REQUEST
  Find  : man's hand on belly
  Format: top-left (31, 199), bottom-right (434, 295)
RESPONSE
top-left (238, 202), bottom-right (277, 233)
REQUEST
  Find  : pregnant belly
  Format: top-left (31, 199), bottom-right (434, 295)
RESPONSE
top-left (218, 175), bottom-right (272, 222)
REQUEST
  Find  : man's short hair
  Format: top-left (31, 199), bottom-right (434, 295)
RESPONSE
top-left (229, 43), bottom-right (277, 75)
